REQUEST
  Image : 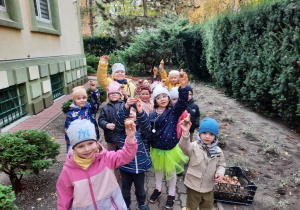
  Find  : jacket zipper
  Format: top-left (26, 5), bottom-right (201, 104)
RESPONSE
top-left (110, 196), bottom-right (119, 210)
top-left (135, 156), bottom-right (138, 174)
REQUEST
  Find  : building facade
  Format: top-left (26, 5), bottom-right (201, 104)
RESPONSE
top-left (0, 0), bottom-right (87, 128)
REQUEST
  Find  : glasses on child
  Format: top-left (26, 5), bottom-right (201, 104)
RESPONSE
top-left (109, 92), bottom-right (120, 96)
top-left (155, 94), bottom-right (169, 101)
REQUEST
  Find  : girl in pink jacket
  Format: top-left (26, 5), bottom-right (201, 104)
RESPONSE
top-left (56, 119), bottom-right (138, 210)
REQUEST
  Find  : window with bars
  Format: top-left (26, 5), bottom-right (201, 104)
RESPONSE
top-left (34, 0), bottom-right (51, 23)
top-left (0, 85), bottom-right (27, 128)
top-left (50, 73), bottom-right (64, 100)
top-left (0, 0), bottom-right (5, 10)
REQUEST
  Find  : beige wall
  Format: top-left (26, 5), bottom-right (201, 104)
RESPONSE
top-left (0, 0), bottom-right (83, 59)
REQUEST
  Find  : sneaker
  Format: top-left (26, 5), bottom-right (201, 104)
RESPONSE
top-left (136, 203), bottom-right (148, 210)
top-left (165, 195), bottom-right (175, 209)
top-left (149, 189), bottom-right (162, 203)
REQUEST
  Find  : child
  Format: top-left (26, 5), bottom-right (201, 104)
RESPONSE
top-left (178, 117), bottom-right (226, 210)
top-left (57, 119), bottom-right (138, 210)
top-left (148, 71), bottom-right (189, 209)
top-left (97, 55), bottom-right (136, 100)
top-left (98, 81), bottom-right (124, 151)
top-left (159, 62), bottom-right (181, 90)
top-left (65, 81), bottom-right (100, 152)
top-left (185, 85), bottom-right (200, 142)
top-left (134, 85), bottom-right (154, 116)
top-left (115, 97), bottom-right (152, 210)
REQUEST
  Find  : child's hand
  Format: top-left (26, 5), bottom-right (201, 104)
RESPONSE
top-left (89, 80), bottom-right (96, 91)
top-left (121, 87), bottom-right (127, 98)
top-left (125, 121), bottom-right (136, 140)
top-left (100, 55), bottom-right (109, 64)
top-left (179, 69), bottom-right (188, 88)
top-left (153, 67), bottom-right (158, 76)
top-left (136, 98), bottom-right (143, 113)
top-left (159, 63), bottom-right (164, 72)
top-left (161, 79), bottom-right (167, 87)
top-left (215, 173), bottom-right (223, 183)
top-left (179, 120), bottom-right (192, 136)
top-left (106, 123), bottom-right (115, 130)
top-left (125, 97), bottom-right (138, 109)
top-left (136, 79), bottom-right (143, 89)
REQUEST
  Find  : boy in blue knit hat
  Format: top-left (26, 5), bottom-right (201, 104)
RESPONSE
top-left (178, 117), bottom-right (226, 210)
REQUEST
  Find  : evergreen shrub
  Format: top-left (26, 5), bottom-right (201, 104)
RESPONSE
top-left (83, 36), bottom-right (119, 57)
top-left (0, 185), bottom-right (17, 209)
top-left (0, 130), bottom-right (60, 192)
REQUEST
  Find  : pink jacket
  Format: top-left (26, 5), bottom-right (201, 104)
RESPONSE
top-left (56, 139), bottom-right (137, 210)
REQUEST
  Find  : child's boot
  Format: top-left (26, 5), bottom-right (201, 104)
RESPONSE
top-left (149, 189), bottom-right (162, 203)
top-left (165, 195), bottom-right (175, 209)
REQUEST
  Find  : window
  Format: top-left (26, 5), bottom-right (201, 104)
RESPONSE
top-left (0, 0), bottom-right (5, 11)
top-left (0, 85), bottom-right (27, 128)
top-left (28, 0), bottom-right (61, 35)
top-left (34, 0), bottom-right (51, 23)
top-left (0, 0), bottom-right (23, 29)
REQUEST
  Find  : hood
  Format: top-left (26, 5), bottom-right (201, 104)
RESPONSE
top-left (69, 102), bottom-right (90, 111)
top-left (64, 142), bottom-right (107, 168)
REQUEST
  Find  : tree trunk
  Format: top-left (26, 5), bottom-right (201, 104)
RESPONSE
top-left (9, 173), bottom-right (22, 192)
top-left (143, 0), bottom-right (148, 17)
top-left (89, 0), bottom-right (94, 36)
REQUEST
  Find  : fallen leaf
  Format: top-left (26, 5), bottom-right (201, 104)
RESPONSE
top-left (233, 205), bottom-right (238, 210)
top-left (226, 127), bottom-right (230, 130)
top-left (285, 152), bottom-right (288, 155)
top-left (37, 198), bottom-right (42, 201)
top-left (240, 153), bottom-right (244, 156)
top-left (233, 154), bottom-right (238, 157)
top-left (51, 192), bottom-right (54, 196)
top-left (289, 191), bottom-right (293, 196)
top-left (225, 134), bottom-right (228, 137)
top-left (220, 123), bottom-right (228, 126)
top-left (259, 133), bottom-right (264, 137)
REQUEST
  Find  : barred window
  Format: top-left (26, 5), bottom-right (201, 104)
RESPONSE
top-left (34, 0), bottom-right (51, 23)
top-left (0, 0), bottom-right (6, 10)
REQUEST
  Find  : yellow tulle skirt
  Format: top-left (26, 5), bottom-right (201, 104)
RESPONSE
top-left (150, 144), bottom-right (189, 180)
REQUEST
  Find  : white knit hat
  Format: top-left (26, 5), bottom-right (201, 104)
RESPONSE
top-left (112, 63), bottom-right (125, 76)
top-left (153, 84), bottom-right (170, 99)
top-left (66, 119), bottom-right (97, 148)
top-left (169, 87), bottom-right (179, 99)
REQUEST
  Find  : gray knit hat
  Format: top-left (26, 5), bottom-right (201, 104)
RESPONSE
top-left (66, 119), bottom-right (97, 148)
top-left (153, 84), bottom-right (170, 99)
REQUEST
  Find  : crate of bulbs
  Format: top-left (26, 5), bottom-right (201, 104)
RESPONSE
top-left (214, 167), bottom-right (257, 205)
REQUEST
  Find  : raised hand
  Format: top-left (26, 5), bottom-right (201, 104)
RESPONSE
top-left (153, 67), bottom-right (158, 77)
top-left (125, 97), bottom-right (138, 109)
top-left (179, 69), bottom-right (188, 88)
top-left (125, 120), bottom-right (136, 141)
top-left (136, 98), bottom-right (143, 113)
top-left (100, 55), bottom-right (109, 64)
top-left (179, 120), bottom-right (192, 134)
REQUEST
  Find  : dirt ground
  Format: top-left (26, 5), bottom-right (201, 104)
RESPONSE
top-left (1, 82), bottom-right (299, 210)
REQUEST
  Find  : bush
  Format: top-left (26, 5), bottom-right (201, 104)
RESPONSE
top-left (83, 36), bottom-right (119, 57)
top-left (62, 86), bottom-right (107, 113)
top-left (0, 185), bottom-right (17, 209)
top-left (85, 53), bottom-right (99, 70)
top-left (0, 130), bottom-right (60, 192)
top-left (87, 65), bottom-right (96, 75)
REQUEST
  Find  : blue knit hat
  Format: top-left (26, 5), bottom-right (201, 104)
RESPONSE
top-left (66, 119), bottom-right (97, 148)
top-left (199, 117), bottom-right (219, 138)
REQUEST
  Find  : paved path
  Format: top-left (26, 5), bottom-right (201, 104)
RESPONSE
top-left (5, 79), bottom-right (221, 210)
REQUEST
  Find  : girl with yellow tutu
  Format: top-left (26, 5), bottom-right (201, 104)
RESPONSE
top-left (148, 70), bottom-right (189, 209)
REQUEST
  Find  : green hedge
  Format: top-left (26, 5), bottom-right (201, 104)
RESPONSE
top-left (83, 36), bottom-right (119, 57)
top-left (204, 0), bottom-right (300, 126)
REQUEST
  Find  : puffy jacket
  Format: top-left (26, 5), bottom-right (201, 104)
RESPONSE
top-left (186, 98), bottom-right (200, 132)
top-left (97, 62), bottom-right (136, 99)
top-left (115, 105), bottom-right (152, 173)
top-left (179, 134), bottom-right (226, 193)
top-left (160, 70), bottom-right (181, 90)
top-left (56, 140), bottom-right (138, 210)
top-left (149, 87), bottom-right (188, 150)
top-left (98, 100), bottom-right (125, 143)
top-left (65, 89), bottom-right (100, 145)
